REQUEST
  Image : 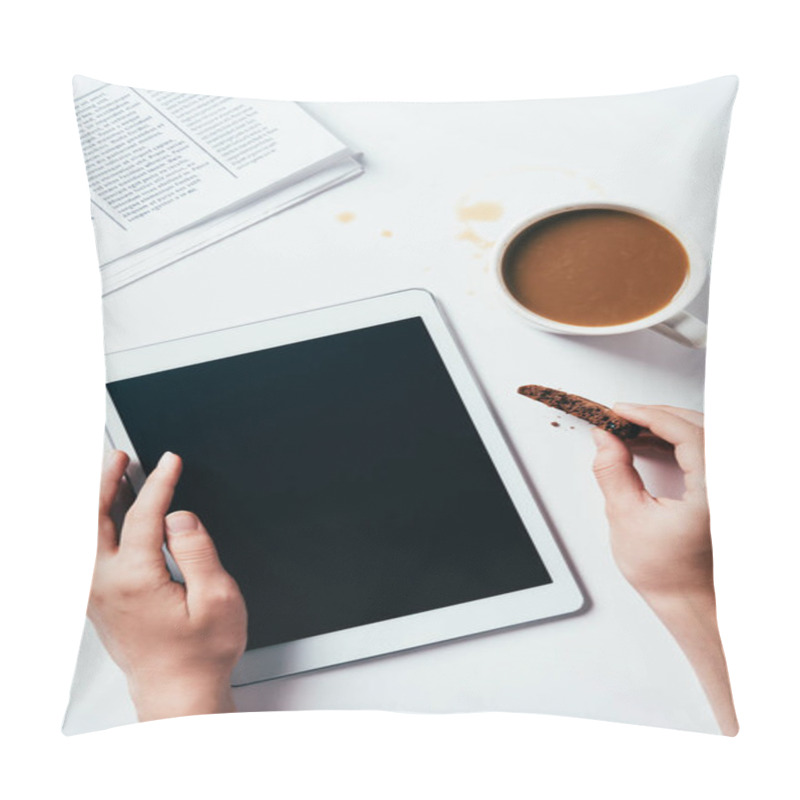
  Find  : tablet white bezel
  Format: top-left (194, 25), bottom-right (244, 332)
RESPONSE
top-left (105, 289), bottom-right (585, 685)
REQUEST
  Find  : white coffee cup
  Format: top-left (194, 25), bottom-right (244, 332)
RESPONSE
top-left (492, 203), bottom-right (708, 348)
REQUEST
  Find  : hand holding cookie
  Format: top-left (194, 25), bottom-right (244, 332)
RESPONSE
top-left (590, 403), bottom-right (711, 597)
top-left (590, 403), bottom-right (738, 736)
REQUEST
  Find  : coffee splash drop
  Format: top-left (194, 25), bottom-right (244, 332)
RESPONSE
top-left (458, 201), bottom-right (504, 222)
top-left (455, 201), bottom-right (504, 265)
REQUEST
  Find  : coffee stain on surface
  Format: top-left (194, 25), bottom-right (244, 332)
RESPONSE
top-left (586, 178), bottom-right (605, 196)
top-left (453, 166), bottom-right (609, 281)
top-left (336, 212), bottom-right (356, 223)
top-left (458, 201), bottom-right (504, 222)
top-left (381, 229), bottom-right (393, 237)
top-left (456, 227), bottom-right (494, 250)
top-left (455, 200), bottom-right (502, 271)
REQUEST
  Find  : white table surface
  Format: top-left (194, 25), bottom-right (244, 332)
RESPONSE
top-left (64, 81), bottom-right (736, 734)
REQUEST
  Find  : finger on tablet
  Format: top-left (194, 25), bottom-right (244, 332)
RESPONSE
top-left (613, 404), bottom-right (706, 493)
top-left (98, 450), bottom-right (129, 555)
top-left (121, 452), bottom-right (183, 555)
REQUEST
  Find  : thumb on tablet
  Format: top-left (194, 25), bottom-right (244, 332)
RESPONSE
top-left (165, 511), bottom-right (227, 585)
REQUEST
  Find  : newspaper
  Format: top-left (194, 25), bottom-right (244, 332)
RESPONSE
top-left (73, 76), bottom-right (363, 293)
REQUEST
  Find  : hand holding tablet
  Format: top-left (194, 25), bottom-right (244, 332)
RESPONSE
top-left (104, 289), bottom-right (584, 685)
top-left (92, 450), bottom-right (247, 721)
top-left (94, 289), bottom-right (736, 734)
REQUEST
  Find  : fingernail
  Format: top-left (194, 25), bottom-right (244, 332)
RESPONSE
top-left (165, 512), bottom-right (199, 533)
top-left (614, 402), bottom-right (641, 413)
top-left (591, 428), bottom-right (607, 446)
top-left (157, 451), bottom-right (177, 468)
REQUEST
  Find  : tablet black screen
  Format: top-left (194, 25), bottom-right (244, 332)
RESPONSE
top-left (107, 317), bottom-right (551, 650)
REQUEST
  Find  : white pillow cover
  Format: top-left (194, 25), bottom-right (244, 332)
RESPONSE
top-left (65, 76), bottom-right (738, 735)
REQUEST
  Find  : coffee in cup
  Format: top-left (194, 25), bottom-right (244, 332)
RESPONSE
top-left (493, 204), bottom-right (708, 347)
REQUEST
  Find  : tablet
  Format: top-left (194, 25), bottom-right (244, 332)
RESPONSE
top-left (105, 289), bottom-right (584, 685)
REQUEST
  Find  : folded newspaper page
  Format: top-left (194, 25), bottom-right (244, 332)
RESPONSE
top-left (73, 76), bottom-right (363, 293)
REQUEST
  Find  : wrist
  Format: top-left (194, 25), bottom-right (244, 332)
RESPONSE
top-left (128, 670), bottom-right (235, 722)
top-left (637, 586), bottom-right (738, 736)
top-left (638, 586), bottom-right (722, 654)
top-left (639, 586), bottom-right (720, 640)
top-left (640, 584), bottom-right (716, 615)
